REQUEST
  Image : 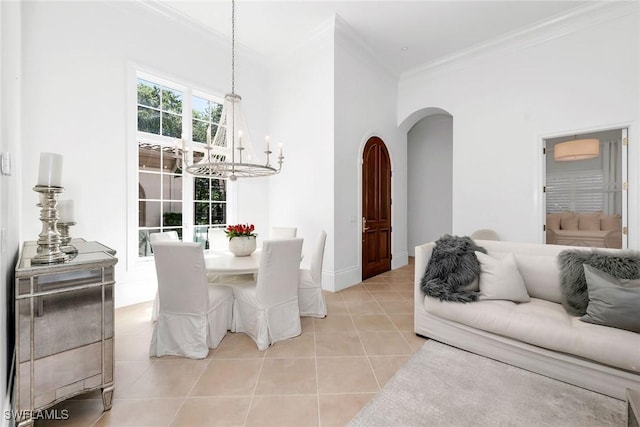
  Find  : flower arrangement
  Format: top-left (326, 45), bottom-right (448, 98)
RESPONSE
top-left (224, 223), bottom-right (257, 240)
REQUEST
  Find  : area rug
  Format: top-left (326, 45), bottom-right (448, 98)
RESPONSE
top-left (349, 341), bottom-right (626, 427)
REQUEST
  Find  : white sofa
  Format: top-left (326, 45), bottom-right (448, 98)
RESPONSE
top-left (414, 239), bottom-right (640, 400)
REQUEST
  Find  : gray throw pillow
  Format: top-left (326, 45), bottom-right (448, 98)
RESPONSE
top-left (557, 249), bottom-right (640, 316)
top-left (580, 265), bottom-right (640, 333)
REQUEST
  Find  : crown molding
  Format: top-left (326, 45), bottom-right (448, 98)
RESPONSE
top-left (267, 14), bottom-right (336, 71)
top-left (401, 1), bottom-right (639, 86)
top-left (333, 14), bottom-right (398, 83)
top-left (133, 0), bottom-right (267, 67)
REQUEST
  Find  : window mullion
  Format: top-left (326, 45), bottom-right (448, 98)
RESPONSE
top-left (182, 88), bottom-right (194, 243)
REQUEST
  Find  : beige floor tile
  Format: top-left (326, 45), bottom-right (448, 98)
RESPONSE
top-left (388, 314), bottom-right (414, 331)
top-left (401, 332), bottom-right (428, 352)
top-left (114, 330), bottom-right (153, 362)
top-left (362, 282), bottom-right (392, 292)
top-left (315, 332), bottom-right (364, 357)
top-left (362, 276), bottom-right (388, 284)
top-left (316, 357), bottom-right (379, 394)
top-left (370, 290), bottom-right (406, 302)
top-left (213, 333), bottom-right (266, 359)
top-left (343, 300), bottom-right (384, 315)
top-left (116, 359), bottom-right (208, 398)
top-left (318, 393), bottom-right (375, 427)
top-left (265, 334), bottom-right (315, 358)
top-left (352, 314), bottom-right (396, 332)
top-left (313, 315), bottom-right (355, 332)
top-left (245, 395), bottom-right (319, 427)
top-left (254, 358), bottom-right (316, 395)
top-left (378, 300), bottom-right (413, 314)
top-left (325, 299), bottom-right (349, 315)
top-left (169, 396), bottom-right (251, 426)
top-left (92, 398), bottom-right (184, 426)
top-left (114, 360), bottom-right (154, 390)
top-left (359, 331), bottom-right (413, 356)
top-left (368, 355), bottom-right (411, 386)
top-left (35, 399), bottom-right (104, 427)
top-left (300, 316), bottom-right (315, 334)
top-left (323, 290), bottom-right (343, 303)
top-left (340, 291), bottom-right (375, 303)
top-left (190, 358), bottom-right (263, 396)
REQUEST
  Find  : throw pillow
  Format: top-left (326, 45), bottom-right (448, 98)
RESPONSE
top-left (581, 265), bottom-right (640, 333)
top-left (475, 251), bottom-right (530, 302)
top-left (560, 212), bottom-right (578, 230)
top-left (578, 212), bottom-right (601, 231)
top-left (600, 214), bottom-right (621, 231)
top-left (557, 249), bottom-right (640, 316)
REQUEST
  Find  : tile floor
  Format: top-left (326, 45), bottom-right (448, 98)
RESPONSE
top-left (38, 259), bottom-right (426, 426)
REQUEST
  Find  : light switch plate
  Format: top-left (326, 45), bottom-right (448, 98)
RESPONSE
top-left (1, 152), bottom-right (11, 176)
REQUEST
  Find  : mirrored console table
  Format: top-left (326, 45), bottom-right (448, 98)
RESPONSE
top-left (14, 239), bottom-right (117, 427)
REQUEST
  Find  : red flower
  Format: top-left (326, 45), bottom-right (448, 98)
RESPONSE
top-left (224, 223), bottom-right (258, 240)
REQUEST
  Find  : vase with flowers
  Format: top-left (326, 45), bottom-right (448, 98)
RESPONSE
top-left (225, 223), bottom-right (257, 256)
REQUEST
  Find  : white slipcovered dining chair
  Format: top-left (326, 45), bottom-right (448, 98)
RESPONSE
top-left (270, 227), bottom-right (297, 239)
top-left (150, 231), bottom-right (180, 322)
top-left (149, 241), bottom-right (234, 359)
top-left (227, 238), bottom-right (304, 350)
top-left (298, 230), bottom-right (327, 318)
top-left (208, 227), bottom-right (228, 251)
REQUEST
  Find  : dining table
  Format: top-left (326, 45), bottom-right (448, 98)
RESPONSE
top-left (204, 248), bottom-right (261, 275)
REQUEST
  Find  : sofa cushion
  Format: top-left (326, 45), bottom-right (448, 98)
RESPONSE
top-left (557, 249), bottom-right (640, 316)
top-left (424, 296), bottom-right (640, 373)
top-left (546, 213), bottom-right (561, 230)
top-left (578, 212), bottom-right (601, 231)
top-left (476, 252), bottom-right (530, 302)
top-left (560, 212), bottom-right (578, 230)
top-left (581, 265), bottom-right (640, 333)
top-left (601, 214), bottom-right (622, 231)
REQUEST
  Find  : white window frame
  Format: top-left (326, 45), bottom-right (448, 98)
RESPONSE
top-left (127, 69), bottom-right (235, 269)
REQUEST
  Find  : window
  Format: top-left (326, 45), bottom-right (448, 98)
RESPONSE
top-left (136, 74), bottom-right (227, 257)
top-left (546, 170), bottom-right (604, 214)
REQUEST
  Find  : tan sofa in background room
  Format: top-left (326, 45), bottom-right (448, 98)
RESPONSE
top-left (546, 212), bottom-right (622, 248)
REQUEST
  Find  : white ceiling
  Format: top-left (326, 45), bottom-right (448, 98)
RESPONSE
top-left (159, 0), bottom-right (590, 76)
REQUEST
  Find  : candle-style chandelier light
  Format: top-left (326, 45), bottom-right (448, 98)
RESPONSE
top-left (176, 0), bottom-right (283, 181)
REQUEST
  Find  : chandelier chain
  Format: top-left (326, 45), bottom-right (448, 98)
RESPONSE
top-left (231, 0), bottom-right (235, 95)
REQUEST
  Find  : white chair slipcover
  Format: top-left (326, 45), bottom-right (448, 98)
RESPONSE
top-left (471, 229), bottom-right (500, 240)
top-left (150, 231), bottom-right (180, 322)
top-left (228, 238), bottom-right (304, 350)
top-left (299, 230), bottom-right (327, 318)
top-left (270, 227), bottom-right (297, 239)
top-left (149, 241), bottom-right (233, 359)
top-left (208, 227), bottom-right (228, 251)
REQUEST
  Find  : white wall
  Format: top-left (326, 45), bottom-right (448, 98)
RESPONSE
top-left (20, 1), bottom-right (270, 307)
top-left (267, 22), bottom-right (336, 286)
top-left (334, 18), bottom-right (407, 287)
top-left (398, 3), bottom-right (639, 246)
top-left (0, 1), bottom-right (22, 422)
top-left (407, 114), bottom-right (453, 255)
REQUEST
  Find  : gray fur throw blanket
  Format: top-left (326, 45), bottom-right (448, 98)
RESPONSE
top-left (420, 235), bottom-right (487, 303)
top-left (557, 249), bottom-right (640, 316)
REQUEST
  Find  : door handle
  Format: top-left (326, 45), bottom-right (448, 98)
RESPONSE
top-left (362, 217), bottom-right (370, 232)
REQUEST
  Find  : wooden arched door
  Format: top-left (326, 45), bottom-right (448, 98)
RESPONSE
top-left (362, 137), bottom-right (392, 280)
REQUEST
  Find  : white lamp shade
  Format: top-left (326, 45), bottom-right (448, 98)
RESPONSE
top-left (554, 139), bottom-right (599, 161)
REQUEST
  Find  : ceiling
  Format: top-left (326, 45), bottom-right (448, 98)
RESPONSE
top-left (159, 0), bottom-right (590, 76)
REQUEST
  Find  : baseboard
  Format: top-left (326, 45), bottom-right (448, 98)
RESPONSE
top-left (322, 266), bottom-right (360, 292)
top-left (392, 250), bottom-right (409, 269)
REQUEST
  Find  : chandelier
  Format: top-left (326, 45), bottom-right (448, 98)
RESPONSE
top-left (176, 0), bottom-right (283, 181)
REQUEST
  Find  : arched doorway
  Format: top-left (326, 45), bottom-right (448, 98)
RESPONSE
top-left (362, 137), bottom-right (392, 280)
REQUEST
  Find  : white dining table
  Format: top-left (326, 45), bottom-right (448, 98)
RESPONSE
top-left (204, 249), bottom-right (261, 274)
